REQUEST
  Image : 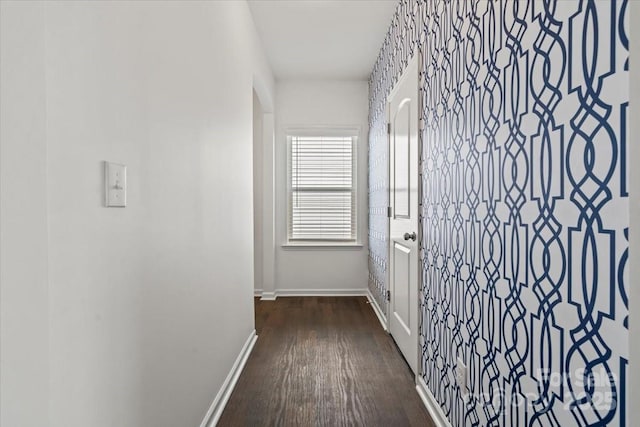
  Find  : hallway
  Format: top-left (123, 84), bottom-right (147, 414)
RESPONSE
top-left (219, 297), bottom-right (433, 426)
top-left (1, 1), bottom-right (636, 426)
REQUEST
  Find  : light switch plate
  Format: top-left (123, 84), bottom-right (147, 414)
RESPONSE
top-left (105, 161), bottom-right (126, 207)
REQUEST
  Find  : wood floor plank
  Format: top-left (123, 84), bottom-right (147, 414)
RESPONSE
top-left (218, 296), bottom-right (435, 427)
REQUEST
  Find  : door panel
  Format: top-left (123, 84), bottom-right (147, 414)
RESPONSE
top-left (392, 242), bottom-right (411, 334)
top-left (388, 56), bottom-right (419, 375)
top-left (393, 100), bottom-right (411, 218)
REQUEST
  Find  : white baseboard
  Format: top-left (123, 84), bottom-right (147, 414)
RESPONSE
top-left (416, 376), bottom-right (452, 427)
top-left (275, 288), bottom-right (368, 297)
top-left (200, 330), bottom-right (258, 427)
top-left (257, 289), bottom-right (367, 299)
top-left (254, 289), bottom-right (263, 297)
top-left (260, 291), bottom-right (277, 301)
top-left (366, 288), bottom-right (388, 331)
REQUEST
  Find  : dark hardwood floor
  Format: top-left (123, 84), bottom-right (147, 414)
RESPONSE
top-left (218, 296), bottom-right (435, 426)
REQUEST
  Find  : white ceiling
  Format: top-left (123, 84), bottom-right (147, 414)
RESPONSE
top-left (248, 0), bottom-right (398, 80)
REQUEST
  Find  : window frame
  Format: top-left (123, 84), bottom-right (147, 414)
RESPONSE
top-left (284, 127), bottom-right (360, 248)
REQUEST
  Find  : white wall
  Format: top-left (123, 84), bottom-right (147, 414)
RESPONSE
top-left (272, 81), bottom-right (369, 292)
top-left (258, 113), bottom-right (277, 297)
top-left (0, 1), bottom-right (274, 426)
top-left (0, 3), bottom-right (50, 426)
top-left (253, 90), bottom-right (264, 293)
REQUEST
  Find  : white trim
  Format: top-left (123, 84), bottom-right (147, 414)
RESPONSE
top-left (416, 376), bottom-right (452, 427)
top-left (274, 288), bottom-right (367, 298)
top-left (260, 291), bottom-right (277, 301)
top-left (261, 114), bottom-right (276, 305)
top-left (199, 330), bottom-right (258, 427)
top-left (281, 243), bottom-right (363, 249)
top-left (366, 288), bottom-right (388, 331)
top-left (259, 289), bottom-right (368, 300)
top-left (284, 125), bottom-right (361, 138)
top-left (254, 289), bottom-right (263, 297)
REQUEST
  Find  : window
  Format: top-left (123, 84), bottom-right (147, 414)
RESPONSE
top-left (287, 131), bottom-right (357, 243)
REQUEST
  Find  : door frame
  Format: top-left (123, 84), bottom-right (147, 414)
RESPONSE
top-left (385, 53), bottom-right (423, 378)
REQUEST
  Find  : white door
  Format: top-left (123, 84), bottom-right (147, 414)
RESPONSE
top-left (388, 57), bottom-right (419, 374)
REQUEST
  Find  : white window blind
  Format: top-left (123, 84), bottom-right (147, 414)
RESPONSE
top-left (288, 135), bottom-right (357, 241)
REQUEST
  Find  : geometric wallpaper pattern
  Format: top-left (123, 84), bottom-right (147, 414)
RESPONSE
top-left (367, 1), bottom-right (629, 425)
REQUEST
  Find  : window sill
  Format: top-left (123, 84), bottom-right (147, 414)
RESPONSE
top-left (281, 242), bottom-right (363, 250)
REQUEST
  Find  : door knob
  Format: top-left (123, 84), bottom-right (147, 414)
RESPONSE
top-left (403, 232), bottom-right (417, 241)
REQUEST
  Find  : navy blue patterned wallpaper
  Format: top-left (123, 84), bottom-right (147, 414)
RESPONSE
top-left (367, 0), bottom-right (629, 425)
